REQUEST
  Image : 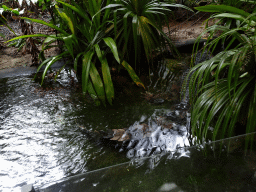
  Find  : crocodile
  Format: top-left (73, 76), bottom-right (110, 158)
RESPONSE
top-left (77, 50), bottom-right (213, 161)
top-left (177, 49), bottom-right (212, 110)
top-left (96, 50), bottom-right (212, 160)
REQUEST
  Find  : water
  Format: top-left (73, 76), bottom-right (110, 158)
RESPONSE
top-left (1, 63), bottom-right (256, 192)
top-left (0, 72), bottom-right (80, 191)
top-left (38, 133), bottom-right (256, 192)
top-left (0, 67), bottom-right (182, 192)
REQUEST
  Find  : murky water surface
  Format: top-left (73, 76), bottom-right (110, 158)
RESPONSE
top-left (0, 67), bottom-right (183, 192)
top-left (2, 64), bottom-right (255, 192)
top-left (39, 133), bottom-right (256, 192)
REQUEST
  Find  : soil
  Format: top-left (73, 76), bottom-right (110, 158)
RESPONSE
top-left (0, 10), bottom-right (215, 71)
top-left (163, 11), bottom-right (214, 44)
top-left (0, 12), bottom-right (60, 70)
top-left (0, 46), bottom-right (60, 70)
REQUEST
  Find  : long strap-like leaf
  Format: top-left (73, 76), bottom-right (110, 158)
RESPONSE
top-left (94, 44), bottom-right (114, 105)
top-left (89, 62), bottom-right (106, 106)
top-left (82, 51), bottom-right (94, 94)
top-left (122, 60), bottom-right (145, 89)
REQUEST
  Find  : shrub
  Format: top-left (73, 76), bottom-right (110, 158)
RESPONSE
top-left (6, 0), bottom-right (192, 106)
top-left (187, 3), bottom-right (256, 143)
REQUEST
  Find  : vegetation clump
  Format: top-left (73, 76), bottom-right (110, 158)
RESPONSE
top-left (188, 0), bottom-right (256, 142)
top-left (2, 0), bottom-right (256, 143)
top-left (2, 0), bottom-right (192, 106)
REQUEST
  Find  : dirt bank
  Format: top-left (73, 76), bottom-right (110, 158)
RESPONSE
top-left (0, 11), bottom-right (214, 71)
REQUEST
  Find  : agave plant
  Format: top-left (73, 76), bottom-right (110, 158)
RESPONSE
top-left (187, 4), bottom-right (256, 143)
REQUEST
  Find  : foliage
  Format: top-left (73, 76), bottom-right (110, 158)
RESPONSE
top-left (0, 2), bottom-right (19, 36)
top-left (0, 1), bottom-right (44, 65)
top-left (102, 0), bottom-right (193, 68)
top-left (5, 0), bottom-right (191, 106)
top-left (213, 0), bottom-right (256, 10)
top-left (187, 3), bottom-right (256, 143)
top-left (205, 0), bottom-right (256, 30)
top-left (214, 0), bottom-right (243, 7)
top-left (5, 0), bottom-right (143, 106)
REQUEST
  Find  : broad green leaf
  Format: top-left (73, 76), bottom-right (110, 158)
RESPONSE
top-left (82, 51), bottom-right (94, 94)
top-left (55, 5), bottom-right (75, 34)
top-left (138, 16), bottom-right (156, 61)
top-left (87, 80), bottom-right (99, 100)
top-left (35, 57), bottom-right (53, 75)
top-left (99, 3), bottom-right (123, 11)
top-left (101, 58), bottom-right (114, 105)
top-left (121, 60), bottom-right (145, 89)
top-left (246, 83), bottom-right (256, 134)
top-left (43, 35), bottom-right (58, 48)
top-left (5, 34), bottom-right (59, 45)
top-left (0, 15), bottom-right (17, 36)
top-left (89, 62), bottom-right (106, 106)
top-left (62, 35), bottom-right (74, 58)
top-left (195, 5), bottom-right (256, 21)
top-left (132, 15), bottom-right (138, 66)
top-left (40, 52), bottom-right (69, 84)
top-left (94, 44), bottom-right (103, 61)
top-left (94, 44), bottom-right (115, 105)
top-left (56, 0), bottom-right (91, 25)
top-left (213, 13), bottom-right (246, 22)
top-left (156, 3), bottom-right (194, 13)
top-left (54, 64), bottom-right (67, 81)
top-left (74, 52), bottom-right (84, 72)
top-left (103, 37), bottom-right (120, 63)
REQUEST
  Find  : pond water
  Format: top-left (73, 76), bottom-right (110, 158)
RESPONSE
top-left (0, 63), bottom-right (184, 192)
top-left (2, 61), bottom-right (256, 192)
top-left (38, 133), bottom-right (256, 192)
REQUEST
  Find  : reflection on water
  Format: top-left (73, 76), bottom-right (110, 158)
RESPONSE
top-left (39, 133), bottom-right (256, 192)
top-left (0, 68), bottom-right (184, 191)
top-left (0, 72), bottom-right (77, 192)
top-left (1, 65), bottom-right (256, 192)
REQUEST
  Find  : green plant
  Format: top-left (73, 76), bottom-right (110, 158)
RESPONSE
top-left (5, 0), bottom-right (192, 106)
top-left (203, 0), bottom-right (256, 32)
top-left (101, 0), bottom-right (193, 68)
top-left (214, 0), bottom-right (243, 7)
top-left (0, 2), bottom-right (19, 35)
top-left (187, 3), bottom-right (256, 143)
top-left (5, 0), bottom-right (144, 106)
